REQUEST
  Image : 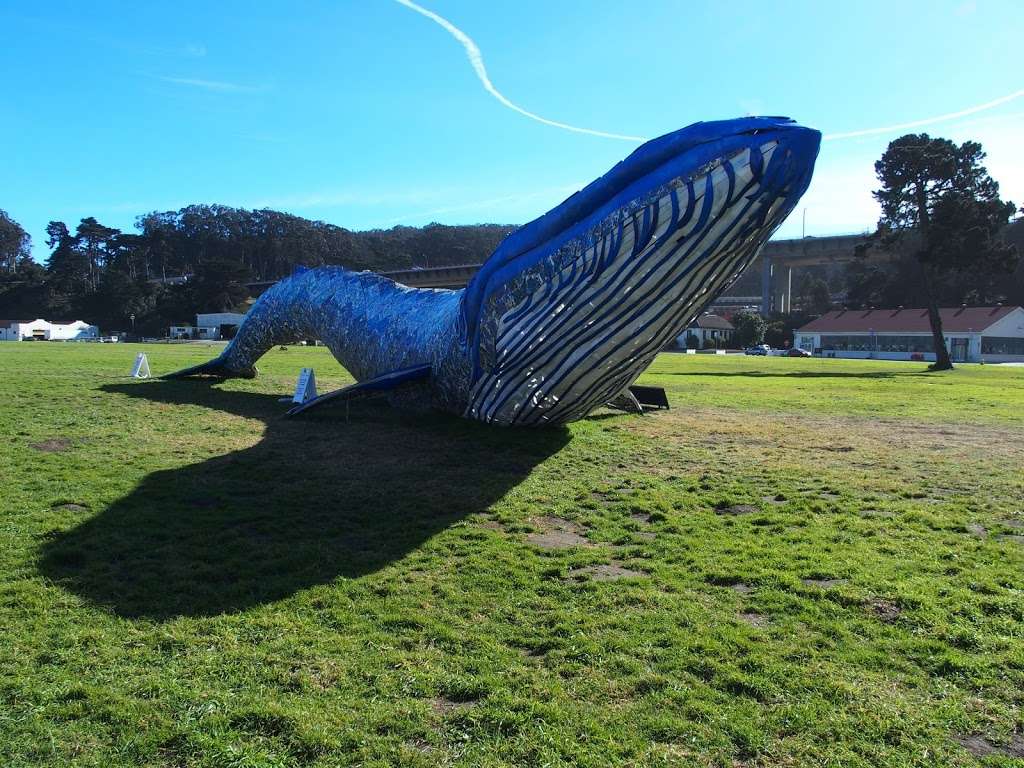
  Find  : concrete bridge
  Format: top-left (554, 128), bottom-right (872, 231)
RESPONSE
top-left (759, 233), bottom-right (877, 314)
top-left (247, 233), bottom-right (880, 315)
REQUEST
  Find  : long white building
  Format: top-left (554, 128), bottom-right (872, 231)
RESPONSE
top-left (0, 318), bottom-right (99, 342)
top-left (795, 305), bottom-right (1024, 363)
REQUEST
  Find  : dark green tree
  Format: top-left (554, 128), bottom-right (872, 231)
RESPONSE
top-left (0, 210), bottom-right (32, 273)
top-left (872, 134), bottom-right (1017, 370)
top-left (797, 274), bottom-right (833, 315)
top-left (45, 221), bottom-right (90, 302)
top-left (732, 310), bottom-right (767, 348)
top-left (189, 256), bottom-right (252, 312)
top-left (0, 213), bottom-right (45, 319)
top-left (74, 217), bottom-right (120, 293)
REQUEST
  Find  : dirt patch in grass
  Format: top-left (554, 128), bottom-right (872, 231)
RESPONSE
top-left (717, 503), bottom-right (757, 516)
top-left (526, 516), bottom-right (592, 549)
top-left (632, 531), bottom-right (656, 542)
top-left (802, 578), bottom-right (848, 589)
top-left (517, 645), bottom-right (548, 660)
top-left (966, 523), bottom-right (987, 538)
top-left (478, 519), bottom-right (504, 531)
top-left (730, 583), bottom-right (754, 594)
top-left (739, 612), bottom-right (769, 628)
top-left (591, 488), bottom-right (638, 504)
top-left (860, 509), bottom-right (895, 519)
top-left (430, 697), bottom-right (478, 716)
top-left (956, 733), bottom-right (1024, 758)
top-left (630, 512), bottom-right (652, 523)
top-left (526, 530), bottom-right (591, 549)
top-left (30, 438), bottom-right (73, 453)
top-left (867, 598), bottom-right (902, 623)
top-left (1001, 518), bottom-right (1024, 530)
top-left (998, 534), bottom-right (1024, 546)
top-left (52, 502), bottom-right (88, 512)
top-left (570, 562), bottom-right (645, 581)
top-left (404, 738), bottom-right (433, 755)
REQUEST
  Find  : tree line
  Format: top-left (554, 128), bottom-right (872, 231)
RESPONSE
top-left (0, 206), bottom-right (513, 336)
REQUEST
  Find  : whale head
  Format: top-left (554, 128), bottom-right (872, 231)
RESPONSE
top-left (457, 117), bottom-right (820, 425)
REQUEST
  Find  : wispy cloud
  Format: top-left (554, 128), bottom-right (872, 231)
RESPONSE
top-left (395, 1), bottom-right (1023, 149)
top-left (159, 76), bottom-right (264, 93)
top-left (392, 0), bottom-right (644, 142)
top-left (823, 89), bottom-right (1024, 141)
top-left (775, 108), bottom-right (1024, 239)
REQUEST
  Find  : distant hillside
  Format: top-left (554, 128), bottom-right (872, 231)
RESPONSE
top-left (133, 205), bottom-right (517, 281)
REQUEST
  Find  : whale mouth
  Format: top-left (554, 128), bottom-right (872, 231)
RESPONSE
top-left (464, 118), bottom-right (820, 356)
top-left (461, 118), bottom-right (820, 425)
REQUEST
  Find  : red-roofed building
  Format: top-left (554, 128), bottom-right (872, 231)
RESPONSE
top-left (794, 305), bottom-right (1024, 363)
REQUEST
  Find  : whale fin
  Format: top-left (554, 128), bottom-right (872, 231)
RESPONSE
top-left (161, 356), bottom-right (258, 380)
top-left (286, 363), bottom-right (431, 418)
top-left (604, 389), bottom-right (644, 414)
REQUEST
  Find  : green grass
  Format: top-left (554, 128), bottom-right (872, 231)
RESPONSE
top-left (1, 342), bottom-right (1022, 767)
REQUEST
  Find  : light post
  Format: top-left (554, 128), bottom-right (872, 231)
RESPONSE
top-left (130, 313), bottom-right (136, 338)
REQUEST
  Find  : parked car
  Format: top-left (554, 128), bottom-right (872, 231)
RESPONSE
top-left (787, 347), bottom-right (812, 357)
top-left (744, 345), bottom-right (768, 356)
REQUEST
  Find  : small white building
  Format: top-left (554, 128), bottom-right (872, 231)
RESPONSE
top-left (795, 305), bottom-right (1024, 363)
top-left (676, 313), bottom-right (735, 349)
top-left (169, 324), bottom-right (220, 340)
top-left (0, 318), bottom-right (99, 342)
top-left (169, 312), bottom-right (247, 341)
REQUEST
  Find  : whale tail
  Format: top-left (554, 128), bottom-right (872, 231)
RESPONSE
top-left (161, 355), bottom-right (258, 380)
top-left (159, 266), bottom-right (460, 386)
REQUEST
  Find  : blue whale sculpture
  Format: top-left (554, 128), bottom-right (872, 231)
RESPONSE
top-left (166, 117), bottom-right (820, 426)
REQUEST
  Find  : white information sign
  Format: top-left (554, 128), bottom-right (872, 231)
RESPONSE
top-left (130, 353), bottom-right (151, 379)
top-left (291, 367), bottom-right (318, 404)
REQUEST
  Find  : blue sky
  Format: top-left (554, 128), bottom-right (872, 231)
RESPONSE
top-left (2, 0), bottom-right (1021, 259)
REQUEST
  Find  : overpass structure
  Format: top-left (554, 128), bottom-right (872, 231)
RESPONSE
top-left (758, 233), bottom-right (875, 314)
top-left (246, 233), bottom-right (881, 315)
top-left (244, 263), bottom-right (481, 298)
top-left (377, 263), bottom-right (481, 289)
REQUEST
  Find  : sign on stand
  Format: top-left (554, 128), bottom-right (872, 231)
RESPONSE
top-left (282, 368), bottom-right (318, 404)
top-left (130, 353), bottom-right (151, 379)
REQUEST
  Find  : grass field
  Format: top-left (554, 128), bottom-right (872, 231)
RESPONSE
top-left (1, 342), bottom-right (1023, 767)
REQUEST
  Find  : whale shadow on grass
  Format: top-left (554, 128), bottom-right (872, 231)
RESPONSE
top-left (39, 380), bottom-right (570, 621)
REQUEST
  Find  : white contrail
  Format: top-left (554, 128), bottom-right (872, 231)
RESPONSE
top-left (392, 0), bottom-right (644, 142)
top-left (823, 89), bottom-right (1024, 141)
top-left (394, 0), bottom-right (1022, 146)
